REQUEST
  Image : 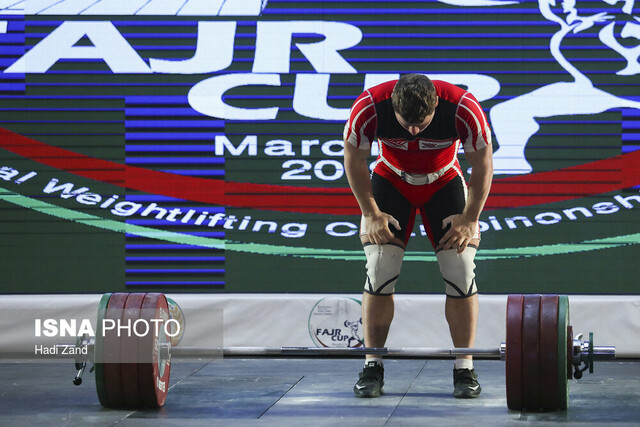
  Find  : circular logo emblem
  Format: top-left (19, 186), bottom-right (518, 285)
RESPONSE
top-left (308, 297), bottom-right (363, 348)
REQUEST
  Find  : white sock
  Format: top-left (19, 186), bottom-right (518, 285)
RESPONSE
top-left (365, 357), bottom-right (383, 367)
top-left (454, 358), bottom-right (474, 370)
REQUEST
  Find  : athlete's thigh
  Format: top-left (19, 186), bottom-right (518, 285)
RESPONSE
top-left (421, 176), bottom-right (467, 248)
top-left (371, 173), bottom-right (414, 243)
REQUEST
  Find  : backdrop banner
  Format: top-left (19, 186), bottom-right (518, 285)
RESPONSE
top-left (0, 0), bottom-right (638, 295)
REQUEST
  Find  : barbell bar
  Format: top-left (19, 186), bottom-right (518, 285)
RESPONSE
top-left (9, 341), bottom-right (615, 362)
top-left (3, 292), bottom-right (618, 412)
top-left (173, 345), bottom-right (505, 358)
top-left (7, 341), bottom-right (616, 362)
top-left (181, 343), bottom-right (615, 363)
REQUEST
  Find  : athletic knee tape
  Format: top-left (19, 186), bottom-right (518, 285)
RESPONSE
top-left (363, 243), bottom-right (404, 295)
top-left (436, 247), bottom-right (478, 298)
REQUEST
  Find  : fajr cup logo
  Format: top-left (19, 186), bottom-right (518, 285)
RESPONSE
top-left (308, 297), bottom-right (363, 348)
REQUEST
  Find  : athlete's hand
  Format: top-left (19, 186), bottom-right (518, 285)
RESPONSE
top-left (438, 214), bottom-right (478, 253)
top-left (363, 212), bottom-right (401, 245)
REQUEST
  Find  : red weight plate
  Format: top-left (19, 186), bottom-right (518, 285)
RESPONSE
top-left (120, 293), bottom-right (146, 408)
top-left (505, 294), bottom-right (524, 410)
top-left (558, 296), bottom-right (570, 409)
top-left (521, 295), bottom-right (541, 410)
top-left (539, 295), bottom-right (559, 410)
top-left (94, 293), bottom-right (111, 408)
top-left (103, 292), bottom-right (129, 408)
top-left (137, 293), bottom-right (171, 408)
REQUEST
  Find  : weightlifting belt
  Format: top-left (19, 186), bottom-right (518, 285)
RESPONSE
top-left (379, 154), bottom-right (455, 186)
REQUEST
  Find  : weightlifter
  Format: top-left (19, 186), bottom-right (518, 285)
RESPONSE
top-left (343, 74), bottom-right (493, 398)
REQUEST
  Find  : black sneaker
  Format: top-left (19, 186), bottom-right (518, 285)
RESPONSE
top-left (453, 368), bottom-right (481, 398)
top-left (354, 362), bottom-right (384, 398)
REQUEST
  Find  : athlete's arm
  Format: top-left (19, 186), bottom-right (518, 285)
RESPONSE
top-left (344, 141), bottom-right (400, 245)
top-left (439, 145), bottom-right (493, 253)
top-left (462, 145), bottom-right (493, 225)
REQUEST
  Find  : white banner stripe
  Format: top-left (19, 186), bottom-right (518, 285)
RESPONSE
top-left (178, 0), bottom-right (223, 15)
top-left (0, 0), bottom-right (22, 9)
top-left (83, 0), bottom-right (150, 15)
top-left (43, 0), bottom-right (100, 15)
top-left (136, 0), bottom-right (185, 15)
top-left (27, 0), bottom-right (60, 14)
top-left (1, 0), bottom-right (268, 15)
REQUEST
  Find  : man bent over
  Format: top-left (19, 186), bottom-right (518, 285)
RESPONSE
top-left (343, 74), bottom-right (493, 399)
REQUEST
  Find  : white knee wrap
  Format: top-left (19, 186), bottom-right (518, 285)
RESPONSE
top-left (437, 247), bottom-right (478, 298)
top-left (363, 243), bottom-right (404, 295)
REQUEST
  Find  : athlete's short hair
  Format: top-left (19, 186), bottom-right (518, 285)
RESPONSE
top-left (391, 74), bottom-right (437, 124)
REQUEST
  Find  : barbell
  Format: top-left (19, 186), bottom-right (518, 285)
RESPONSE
top-left (26, 292), bottom-right (617, 412)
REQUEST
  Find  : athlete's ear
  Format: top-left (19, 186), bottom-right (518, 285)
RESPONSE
top-left (435, 96), bottom-right (439, 107)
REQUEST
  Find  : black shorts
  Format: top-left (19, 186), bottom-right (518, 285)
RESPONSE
top-left (371, 172), bottom-right (467, 248)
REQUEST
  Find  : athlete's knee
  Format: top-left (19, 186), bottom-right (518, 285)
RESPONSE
top-left (437, 247), bottom-right (478, 298)
top-left (363, 243), bottom-right (405, 295)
